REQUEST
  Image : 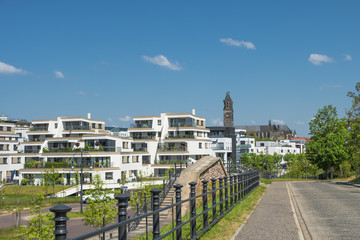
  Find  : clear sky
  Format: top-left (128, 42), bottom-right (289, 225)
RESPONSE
top-left (0, 1), bottom-right (359, 137)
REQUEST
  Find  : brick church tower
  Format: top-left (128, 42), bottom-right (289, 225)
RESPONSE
top-left (223, 91), bottom-right (234, 127)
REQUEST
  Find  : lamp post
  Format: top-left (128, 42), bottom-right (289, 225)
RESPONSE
top-left (72, 142), bottom-right (97, 213)
top-left (346, 118), bottom-right (358, 178)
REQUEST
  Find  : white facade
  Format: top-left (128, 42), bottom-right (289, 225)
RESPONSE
top-left (129, 112), bottom-right (215, 176)
top-left (1, 116), bottom-right (150, 185)
top-left (210, 137), bottom-right (232, 167)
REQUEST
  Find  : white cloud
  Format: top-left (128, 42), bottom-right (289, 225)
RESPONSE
top-left (0, 61), bottom-right (27, 74)
top-left (272, 120), bottom-right (286, 125)
top-left (54, 70), bottom-right (64, 78)
top-left (249, 120), bottom-right (256, 124)
top-left (219, 38), bottom-right (256, 50)
top-left (344, 54), bottom-right (352, 61)
top-left (294, 120), bottom-right (305, 125)
top-left (142, 55), bottom-right (182, 70)
top-left (308, 53), bottom-right (333, 65)
top-left (77, 91), bottom-right (86, 95)
top-left (320, 84), bottom-right (342, 90)
top-left (211, 118), bottom-right (223, 126)
top-left (119, 116), bottom-right (132, 122)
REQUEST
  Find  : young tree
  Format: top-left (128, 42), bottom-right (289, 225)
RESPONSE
top-left (306, 105), bottom-right (349, 178)
top-left (19, 194), bottom-right (54, 240)
top-left (41, 166), bottom-right (61, 197)
top-left (83, 174), bottom-right (117, 238)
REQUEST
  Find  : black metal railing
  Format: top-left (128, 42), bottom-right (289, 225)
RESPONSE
top-left (50, 170), bottom-right (259, 240)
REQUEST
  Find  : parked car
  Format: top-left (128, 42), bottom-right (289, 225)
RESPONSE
top-left (82, 193), bottom-right (114, 203)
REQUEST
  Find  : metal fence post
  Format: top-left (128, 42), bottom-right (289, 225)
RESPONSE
top-left (174, 184), bottom-right (183, 240)
top-left (237, 174), bottom-right (241, 202)
top-left (151, 188), bottom-right (162, 239)
top-left (50, 204), bottom-right (72, 240)
top-left (211, 178), bottom-right (217, 222)
top-left (218, 177), bottom-right (223, 216)
top-left (189, 182), bottom-right (197, 238)
top-left (202, 179), bottom-right (209, 230)
top-left (234, 175), bottom-right (237, 203)
top-left (224, 176), bottom-right (228, 211)
top-left (230, 175), bottom-right (234, 207)
top-left (115, 193), bottom-right (130, 240)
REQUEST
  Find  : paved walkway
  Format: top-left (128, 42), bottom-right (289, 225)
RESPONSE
top-left (233, 182), bottom-right (300, 240)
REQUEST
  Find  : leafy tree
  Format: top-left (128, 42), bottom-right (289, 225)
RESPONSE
top-left (306, 105), bottom-right (349, 178)
top-left (83, 174), bottom-right (117, 238)
top-left (19, 194), bottom-right (54, 240)
top-left (41, 166), bottom-right (61, 196)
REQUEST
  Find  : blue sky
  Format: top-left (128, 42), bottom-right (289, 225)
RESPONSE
top-left (0, 1), bottom-right (359, 137)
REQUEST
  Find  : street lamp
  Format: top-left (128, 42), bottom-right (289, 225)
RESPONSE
top-left (346, 117), bottom-right (358, 178)
top-left (71, 142), bottom-right (97, 213)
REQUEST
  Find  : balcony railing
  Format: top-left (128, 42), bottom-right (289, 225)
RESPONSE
top-left (133, 147), bottom-right (147, 152)
top-left (130, 123), bottom-right (152, 128)
top-left (132, 135), bottom-right (156, 140)
top-left (166, 134), bottom-right (195, 139)
top-left (169, 122), bottom-right (197, 127)
top-left (63, 126), bottom-right (90, 131)
top-left (158, 145), bottom-right (187, 152)
top-left (24, 160), bottom-right (113, 169)
top-left (29, 127), bottom-right (48, 131)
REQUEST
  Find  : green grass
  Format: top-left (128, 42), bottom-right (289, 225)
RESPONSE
top-left (260, 178), bottom-right (273, 184)
top-left (134, 185), bottom-right (266, 240)
top-left (0, 226), bottom-right (21, 240)
top-left (0, 185), bottom-right (79, 212)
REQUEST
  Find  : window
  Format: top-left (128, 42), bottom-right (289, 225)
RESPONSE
top-left (0, 126), bottom-right (3, 131)
top-left (92, 123), bottom-right (95, 128)
top-left (132, 156), bottom-right (139, 163)
top-left (205, 143), bottom-right (208, 149)
top-left (105, 172), bottom-right (113, 180)
top-left (123, 142), bottom-right (129, 149)
top-left (281, 150), bottom-right (283, 153)
top-left (199, 143), bottom-right (202, 149)
top-left (99, 124), bottom-right (102, 129)
top-left (7, 127), bottom-right (11, 131)
top-left (260, 143), bottom-right (264, 147)
top-left (158, 120), bottom-right (161, 126)
top-left (122, 156), bottom-right (130, 164)
top-left (15, 171), bottom-right (19, 177)
top-left (55, 123), bottom-right (58, 129)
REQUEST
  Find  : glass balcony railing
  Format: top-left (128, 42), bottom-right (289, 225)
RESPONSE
top-left (132, 135), bottom-right (156, 140)
top-left (169, 122), bottom-right (197, 127)
top-left (29, 127), bottom-right (48, 131)
top-left (63, 126), bottom-right (90, 131)
top-left (130, 123), bottom-right (152, 128)
top-left (166, 135), bottom-right (195, 139)
top-left (133, 147), bottom-right (147, 152)
top-left (158, 145), bottom-right (187, 152)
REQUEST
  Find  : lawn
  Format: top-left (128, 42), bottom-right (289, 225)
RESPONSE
top-left (0, 185), bottom-right (78, 213)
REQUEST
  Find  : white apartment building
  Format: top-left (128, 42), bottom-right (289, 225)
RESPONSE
top-left (210, 137), bottom-right (232, 167)
top-left (3, 115), bottom-right (147, 185)
top-left (0, 122), bottom-right (22, 181)
top-left (129, 111), bottom-right (214, 176)
top-left (255, 140), bottom-right (301, 163)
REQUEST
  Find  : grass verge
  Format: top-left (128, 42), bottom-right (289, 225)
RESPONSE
top-left (0, 226), bottom-right (21, 240)
top-left (134, 185), bottom-right (266, 240)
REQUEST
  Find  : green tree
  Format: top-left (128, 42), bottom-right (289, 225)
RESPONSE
top-left (41, 166), bottom-right (61, 196)
top-left (83, 174), bottom-right (117, 238)
top-left (19, 194), bottom-right (54, 240)
top-left (306, 105), bottom-right (349, 178)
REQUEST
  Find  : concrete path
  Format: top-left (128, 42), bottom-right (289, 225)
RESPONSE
top-left (233, 182), bottom-right (300, 240)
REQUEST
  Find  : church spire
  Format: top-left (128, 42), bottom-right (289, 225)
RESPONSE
top-left (223, 91), bottom-right (234, 127)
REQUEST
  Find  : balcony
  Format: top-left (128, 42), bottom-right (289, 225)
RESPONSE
top-left (24, 160), bottom-right (113, 169)
top-left (236, 144), bottom-right (252, 150)
top-left (63, 126), bottom-right (90, 131)
top-left (130, 123), bottom-right (152, 128)
top-left (166, 134), bottom-right (194, 139)
top-left (169, 122), bottom-right (197, 128)
top-left (158, 144), bottom-right (187, 152)
top-left (29, 127), bottom-right (48, 131)
top-left (132, 135), bottom-right (156, 140)
top-left (133, 147), bottom-right (147, 152)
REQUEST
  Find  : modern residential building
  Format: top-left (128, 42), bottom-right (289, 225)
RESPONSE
top-left (0, 122), bottom-right (22, 181)
top-left (255, 139), bottom-right (302, 163)
top-left (3, 115), bottom-right (147, 185)
top-left (129, 110), bottom-right (214, 176)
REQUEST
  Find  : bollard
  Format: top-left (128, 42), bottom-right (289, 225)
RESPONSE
top-left (50, 204), bottom-right (72, 240)
top-left (174, 184), bottom-right (183, 240)
top-left (224, 176), bottom-right (229, 211)
top-left (189, 182), bottom-right (197, 238)
top-left (230, 176), bottom-right (233, 207)
top-left (151, 188), bottom-right (162, 239)
top-left (202, 179), bottom-right (209, 229)
top-left (115, 193), bottom-right (130, 240)
top-left (218, 177), bottom-right (224, 215)
top-left (211, 178), bottom-right (217, 222)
